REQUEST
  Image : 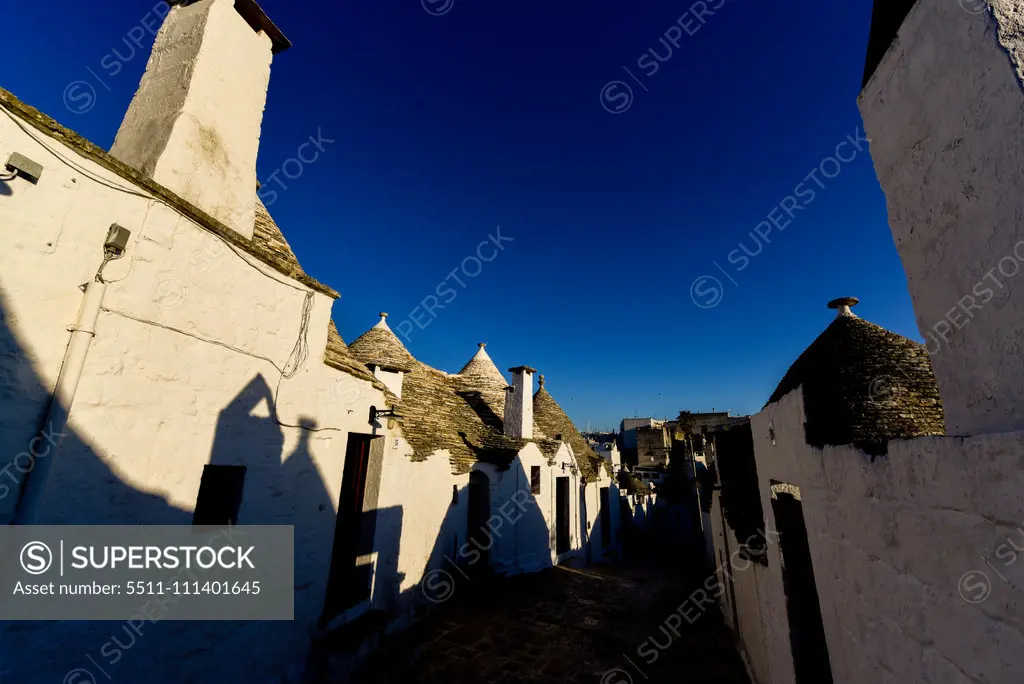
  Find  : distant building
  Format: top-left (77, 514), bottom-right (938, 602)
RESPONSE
top-left (618, 417), bottom-right (664, 466)
top-left (635, 423), bottom-right (671, 467)
top-left (595, 441), bottom-right (621, 472)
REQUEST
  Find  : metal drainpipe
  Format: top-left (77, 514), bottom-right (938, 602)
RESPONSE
top-left (13, 279), bottom-right (107, 525)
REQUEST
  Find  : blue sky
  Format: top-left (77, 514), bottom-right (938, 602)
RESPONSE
top-left (1, 0), bottom-right (916, 431)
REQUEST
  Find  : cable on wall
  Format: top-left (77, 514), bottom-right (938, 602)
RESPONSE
top-left (0, 101), bottom-right (312, 295)
top-left (102, 290), bottom-right (360, 434)
top-left (0, 101), bottom-right (370, 433)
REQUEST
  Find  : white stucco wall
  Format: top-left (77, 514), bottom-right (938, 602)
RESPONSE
top-left (597, 443), bottom-right (621, 469)
top-left (362, 434), bottom-right (606, 626)
top-left (110, 0), bottom-right (272, 240)
top-left (0, 95), bottom-right (391, 682)
top-left (484, 443), bottom-right (583, 572)
top-left (371, 435), bottom-right (464, 606)
top-left (710, 495), bottom-right (790, 684)
top-left (859, 0), bottom-right (1024, 435)
top-left (717, 390), bottom-right (1024, 684)
top-left (583, 473), bottom-right (620, 562)
top-left (373, 366), bottom-right (404, 399)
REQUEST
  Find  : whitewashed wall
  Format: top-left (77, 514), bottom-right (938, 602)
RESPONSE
top-left (710, 495), bottom-right (790, 684)
top-left (371, 436), bottom-right (465, 608)
top-left (859, 0), bottom-right (1024, 435)
top-left (716, 390), bottom-right (1024, 684)
top-left (0, 104), bottom-right (391, 683)
top-left (583, 472), bottom-right (621, 562)
top-left (485, 443), bottom-right (582, 572)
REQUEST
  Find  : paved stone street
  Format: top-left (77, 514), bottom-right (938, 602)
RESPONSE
top-left (351, 559), bottom-right (752, 684)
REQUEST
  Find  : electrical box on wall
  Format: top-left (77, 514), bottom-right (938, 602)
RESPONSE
top-left (5, 152), bottom-right (43, 183)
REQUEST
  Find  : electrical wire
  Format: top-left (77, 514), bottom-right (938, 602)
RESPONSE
top-left (0, 101), bottom-right (312, 294)
top-left (0, 102), bottom-right (160, 200)
top-left (100, 305), bottom-right (293, 376)
top-left (0, 100), bottom-right (366, 433)
top-left (97, 200), bottom-right (155, 284)
top-left (102, 290), bottom-right (358, 434)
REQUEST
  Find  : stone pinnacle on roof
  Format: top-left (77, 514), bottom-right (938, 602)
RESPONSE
top-left (348, 313), bottom-right (417, 373)
top-left (828, 296), bottom-right (860, 318)
top-left (538, 374), bottom-right (545, 388)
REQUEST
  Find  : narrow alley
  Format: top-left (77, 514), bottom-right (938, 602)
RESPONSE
top-left (348, 558), bottom-right (752, 684)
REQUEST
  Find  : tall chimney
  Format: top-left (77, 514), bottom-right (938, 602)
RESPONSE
top-left (110, 0), bottom-right (290, 240)
top-left (505, 366), bottom-right (536, 440)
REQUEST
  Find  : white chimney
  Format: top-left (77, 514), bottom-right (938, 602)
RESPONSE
top-left (504, 366), bottom-right (536, 440)
top-left (110, 0), bottom-right (290, 240)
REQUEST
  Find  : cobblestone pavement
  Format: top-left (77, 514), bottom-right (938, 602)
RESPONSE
top-left (350, 559), bottom-right (753, 684)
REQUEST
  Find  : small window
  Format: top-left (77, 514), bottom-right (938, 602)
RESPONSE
top-left (531, 466), bottom-right (541, 495)
top-left (192, 465), bottom-right (246, 525)
top-left (451, 484), bottom-right (458, 506)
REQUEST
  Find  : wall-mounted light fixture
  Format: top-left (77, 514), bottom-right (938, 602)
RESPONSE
top-left (104, 224), bottom-right (131, 257)
top-left (368, 405), bottom-right (401, 429)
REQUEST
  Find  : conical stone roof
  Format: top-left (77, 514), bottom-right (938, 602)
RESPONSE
top-left (458, 343), bottom-right (507, 389)
top-left (455, 344), bottom-right (507, 432)
top-left (768, 299), bottom-right (944, 454)
top-left (348, 313), bottom-right (417, 373)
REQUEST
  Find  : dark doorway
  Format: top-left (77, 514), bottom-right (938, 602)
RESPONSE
top-left (467, 471), bottom-right (491, 570)
top-left (556, 476), bottom-right (570, 555)
top-left (599, 486), bottom-right (611, 548)
top-left (322, 434), bottom-right (374, 623)
top-left (580, 483), bottom-right (590, 564)
top-left (771, 486), bottom-right (834, 684)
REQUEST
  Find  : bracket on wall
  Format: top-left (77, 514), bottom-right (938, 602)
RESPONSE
top-left (368, 405), bottom-right (401, 427)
